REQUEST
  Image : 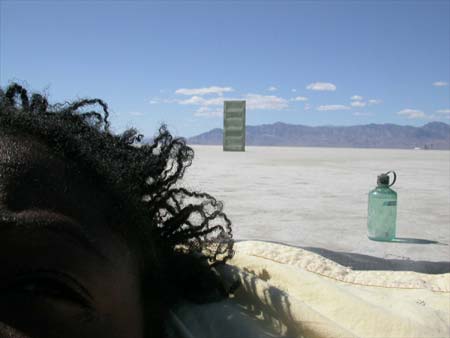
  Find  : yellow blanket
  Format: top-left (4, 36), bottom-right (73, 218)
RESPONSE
top-left (218, 241), bottom-right (450, 338)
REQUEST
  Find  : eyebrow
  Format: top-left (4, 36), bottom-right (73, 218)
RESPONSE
top-left (0, 211), bottom-right (109, 261)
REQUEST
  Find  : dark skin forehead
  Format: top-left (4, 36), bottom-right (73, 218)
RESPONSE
top-left (0, 134), bottom-right (145, 338)
top-left (0, 134), bottom-right (111, 229)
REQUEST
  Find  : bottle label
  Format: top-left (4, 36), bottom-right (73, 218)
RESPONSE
top-left (383, 201), bottom-right (397, 206)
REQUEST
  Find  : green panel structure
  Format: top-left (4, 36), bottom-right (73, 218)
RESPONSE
top-left (223, 100), bottom-right (246, 151)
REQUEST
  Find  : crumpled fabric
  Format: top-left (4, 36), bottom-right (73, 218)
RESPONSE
top-left (168, 241), bottom-right (450, 338)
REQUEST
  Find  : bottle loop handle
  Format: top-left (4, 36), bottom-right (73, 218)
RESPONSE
top-left (385, 171), bottom-right (397, 187)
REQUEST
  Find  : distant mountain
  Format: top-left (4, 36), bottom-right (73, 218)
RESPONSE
top-left (187, 122), bottom-right (450, 150)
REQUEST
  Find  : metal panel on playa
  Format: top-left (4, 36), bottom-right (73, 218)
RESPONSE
top-left (223, 100), bottom-right (246, 151)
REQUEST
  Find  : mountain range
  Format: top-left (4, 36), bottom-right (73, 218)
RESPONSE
top-left (187, 122), bottom-right (450, 150)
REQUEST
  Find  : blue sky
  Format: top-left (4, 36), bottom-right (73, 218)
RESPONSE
top-left (1, 1), bottom-right (449, 137)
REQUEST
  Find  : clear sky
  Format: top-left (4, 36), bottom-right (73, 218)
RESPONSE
top-left (1, 1), bottom-right (449, 137)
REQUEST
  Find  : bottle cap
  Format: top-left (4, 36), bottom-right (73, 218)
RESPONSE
top-left (377, 171), bottom-right (397, 187)
top-left (377, 174), bottom-right (389, 185)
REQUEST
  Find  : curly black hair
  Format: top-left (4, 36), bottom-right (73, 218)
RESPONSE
top-left (0, 83), bottom-right (234, 335)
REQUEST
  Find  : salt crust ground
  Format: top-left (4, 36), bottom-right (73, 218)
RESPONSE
top-left (182, 146), bottom-right (450, 262)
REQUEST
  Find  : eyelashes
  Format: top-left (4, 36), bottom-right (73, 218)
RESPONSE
top-left (1, 269), bottom-right (94, 310)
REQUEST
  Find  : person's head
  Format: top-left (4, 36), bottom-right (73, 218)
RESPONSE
top-left (0, 83), bottom-right (233, 338)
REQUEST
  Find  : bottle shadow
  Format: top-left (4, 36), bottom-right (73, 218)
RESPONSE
top-left (391, 237), bottom-right (448, 245)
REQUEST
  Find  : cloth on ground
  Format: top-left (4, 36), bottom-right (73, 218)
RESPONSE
top-left (168, 241), bottom-right (450, 338)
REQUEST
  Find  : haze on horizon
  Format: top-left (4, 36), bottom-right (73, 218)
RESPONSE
top-left (1, 1), bottom-right (449, 138)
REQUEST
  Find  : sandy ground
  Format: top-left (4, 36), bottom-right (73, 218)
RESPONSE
top-left (181, 146), bottom-right (450, 262)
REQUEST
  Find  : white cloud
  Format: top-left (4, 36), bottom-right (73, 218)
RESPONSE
top-left (353, 112), bottom-right (373, 117)
top-left (267, 86), bottom-right (277, 92)
top-left (350, 95), bottom-right (363, 101)
top-left (304, 104), bottom-right (312, 111)
top-left (175, 86), bottom-right (234, 96)
top-left (436, 109), bottom-right (450, 114)
top-left (178, 96), bottom-right (225, 106)
top-left (368, 99), bottom-right (382, 105)
top-left (148, 97), bottom-right (178, 104)
top-left (432, 81), bottom-right (448, 87)
top-left (193, 107), bottom-right (222, 118)
top-left (291, 96), bottom-right (308, 102)
top-left (245, 94), bottom-right (288, 110)
top-left (194, 111), bottom-right (222, 117)
top-left (196, 106), bottom-right (209, 113)
top-left (178, 93), bottom-right (288, 110)
top-left (291, 88), bottom-right (297, 92)
top-left (350, 101), bottom-right (366, 107)
top-left (306, 82), bottom-right (336, 91)
top-left (317, 105), bottom-right (351, 111)
top-left (179, 96), bottom-right (204, 105)
top-left (396, 109), bottom-right (427, 119)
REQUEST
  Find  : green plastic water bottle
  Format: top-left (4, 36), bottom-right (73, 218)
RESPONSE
top-left (367, 171), bottom-right (397, 241)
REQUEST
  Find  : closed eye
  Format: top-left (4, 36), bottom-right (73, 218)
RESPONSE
top-left (2, 270), bottom-right (94, 310)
